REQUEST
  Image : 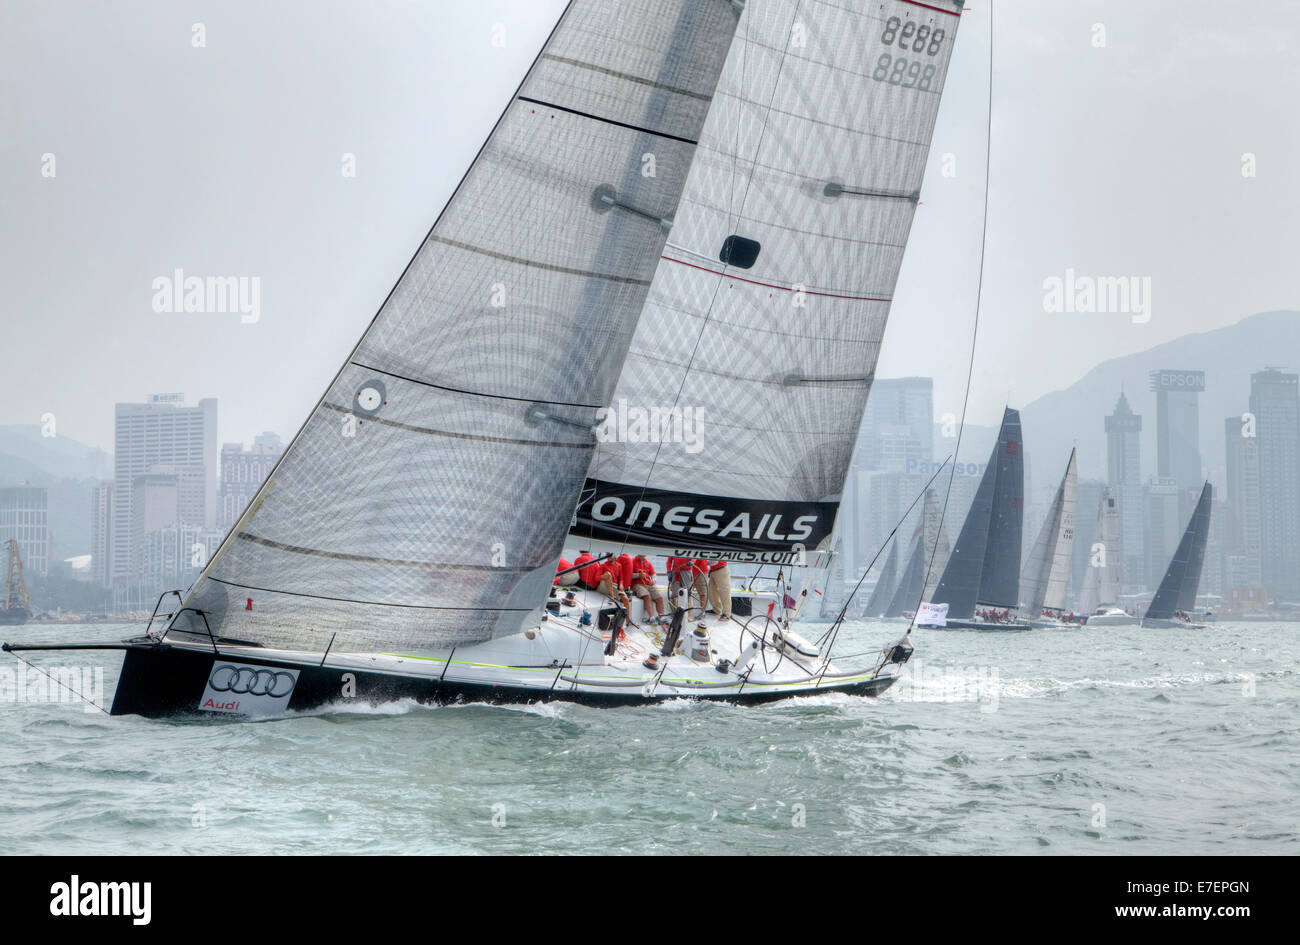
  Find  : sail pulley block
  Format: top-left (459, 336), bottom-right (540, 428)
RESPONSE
top-left (719, 234), bottom-right (760, 269)
top-left (353, 379), bottom-right (387, 417)
top-left (823, 181), bottom-right (919, 202)
top-left (591, 185), bottom-right (673, 231)
top-left (523, 403), bottom-right (595, 435)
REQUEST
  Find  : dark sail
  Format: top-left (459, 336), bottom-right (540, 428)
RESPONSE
top-left (930, 440), bottom-right (998, 618)
top-left (1144, 482), bottom-right (1213, 620)
top-left (862, 539), bottom-right (900, 618)
top-left (929, 408), bottom-right (1022, 618)
top-left (977, 408), bottom-right (1024, 609)
top-left (885, 532), bottom-right (926, 618)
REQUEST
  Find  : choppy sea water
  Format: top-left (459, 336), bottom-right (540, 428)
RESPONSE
top-left (1, 620), bottom-right (1296, 855)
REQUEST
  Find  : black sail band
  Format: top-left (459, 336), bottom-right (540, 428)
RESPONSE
top-left (573, 479), bottom-right (837, 556)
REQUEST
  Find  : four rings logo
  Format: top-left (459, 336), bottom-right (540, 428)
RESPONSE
top-left (199, 661), bottom-right (299, 715)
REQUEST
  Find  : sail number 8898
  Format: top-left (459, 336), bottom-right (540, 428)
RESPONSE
top-left (873, 17), bottom-right (944, 89)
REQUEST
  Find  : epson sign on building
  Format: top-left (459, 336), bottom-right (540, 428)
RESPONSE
top-left (1150, 370), bottom-right (1206, 392)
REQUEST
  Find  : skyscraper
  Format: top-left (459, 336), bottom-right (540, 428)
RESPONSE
top-left (1250, 369), bottom-right (1300, 602)
top-left (1223, 415), bottom-right (1262, 589)
top-left (218, 432), bottom-right (284, 530)
top-left (1149, 369), bottom-right (1205, 495)
top-left (0, 485), bottom-right (48, 578)
top-left (90, 480), bottom-right (113, 587)
top-left (1105, 390), bottom-right (1144, 592)
top-left (858, 377), bottom-right (934, 473)
top-left (111, 394), bottom-right (217, 592)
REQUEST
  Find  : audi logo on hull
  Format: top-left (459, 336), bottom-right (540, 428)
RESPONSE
top-left (199, 661), bottom-right (300, 715)
top-left (209, 665), bottom-right (296, 697)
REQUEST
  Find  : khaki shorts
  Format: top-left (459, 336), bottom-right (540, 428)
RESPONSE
top-left (632, 583), bottom-right (666, 602)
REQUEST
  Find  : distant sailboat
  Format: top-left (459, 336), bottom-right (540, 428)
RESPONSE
top-left (919, 408), bottom-right (1029, 630)
top-left (1079, 487), bottom-right (1137, 626)
top-left (861, 539), bottom-right (900, 620)
top-left (882, 489), bottom-right (947, 620)
top-left (1141, 482), bottom-right (1213, 629)
top-left (6, 0), bottom-right (968, 717)
top-left (1019, 450), bottom-right (1077, 627)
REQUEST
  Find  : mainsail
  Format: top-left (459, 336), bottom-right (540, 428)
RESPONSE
top-left (862, 538), bottom-right (900, 618)
top-left (929, 408), bottom-right (1024, 618)
top-left (1020, 449), bottom-right (1076, 617)
top-left (573, 0), bottom-right (965, 563)
top-left (1144, 481), bottom-right (1213, 621)
top-left (1076, 485), bottom-right (1119, 615)
top-left (169, 1), bottom-right (744, 652)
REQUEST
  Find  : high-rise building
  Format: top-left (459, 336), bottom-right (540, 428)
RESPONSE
top-left (858, 377), bottom-right (934, 473)
top-left (1143, 476), bottom-right (1181, 591)
top-left (1223, 415), bottom-right (1262, 588)
top-left (1250, 369), bottom-right (1300, 602)
top-left (90, 480), bottom-right (113, 586)
top-left (0, 484), bottom-right (49, 578)
top-left (111, 394), bottom-right (217, 590)
top-left (218, 432), bottom-right (284, 530)
top-left (1105, 390), bottom-right (1145, 593)
top-left (1149, 369), bottom-right (1205, 495)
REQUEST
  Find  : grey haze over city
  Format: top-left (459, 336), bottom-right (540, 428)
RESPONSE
top-left (1, 1), bottom-right (1298, 613)
top-left (2, 1), bottom-right (1297, 450)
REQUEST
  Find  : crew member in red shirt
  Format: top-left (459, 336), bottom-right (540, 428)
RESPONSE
top-left (630, 554), bottom-right (667, 619)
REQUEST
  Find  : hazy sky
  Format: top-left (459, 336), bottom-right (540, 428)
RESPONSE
top-left (2, 0), bottom-right (1297, 454)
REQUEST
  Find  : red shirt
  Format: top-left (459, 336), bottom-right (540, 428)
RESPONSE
top-left (692, 559), bottom-right (709, 575)
top-left (631, 555), bottom-right (655, 586)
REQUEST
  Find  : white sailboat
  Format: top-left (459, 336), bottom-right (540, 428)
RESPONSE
top-left (6, 0), bottom-right (967, 717)
top-left (1078, 486), bottom-right (1138, 626)
top-left (1019, 450), bottom-right (1080, 627)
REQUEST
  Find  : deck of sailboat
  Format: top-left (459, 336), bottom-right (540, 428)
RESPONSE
top-left (105, 586), bottom-right (898, 716)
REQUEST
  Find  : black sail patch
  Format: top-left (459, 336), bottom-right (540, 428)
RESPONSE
top-left (572, 478), bottom-right (837, 555)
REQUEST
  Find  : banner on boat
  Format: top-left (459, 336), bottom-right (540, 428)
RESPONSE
top-left (572, 479), bottom-right (837, 555)
top-left (916, 602), bottom-right (949, 627)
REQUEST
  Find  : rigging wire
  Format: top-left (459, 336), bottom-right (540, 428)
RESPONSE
top-left (7, 650), bottom-right (109, 715)
top-left (909, 0), bottom-right (996, 636)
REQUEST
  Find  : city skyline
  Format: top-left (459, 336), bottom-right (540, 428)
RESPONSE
top-left (3, 2), bottom-right (1299, 455)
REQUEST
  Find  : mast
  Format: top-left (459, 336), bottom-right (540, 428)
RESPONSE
top-left (1144, 481), bottom-right (1213, 621)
